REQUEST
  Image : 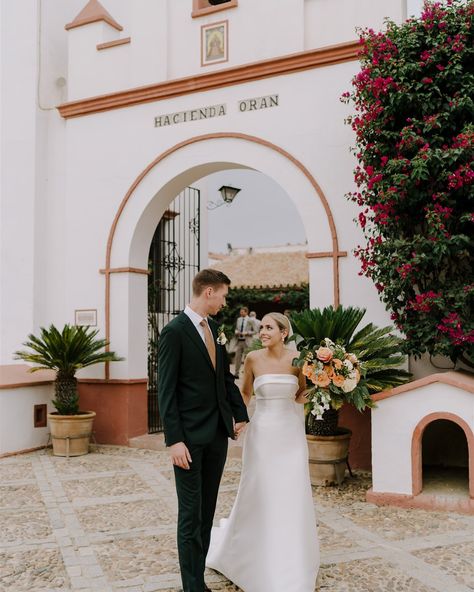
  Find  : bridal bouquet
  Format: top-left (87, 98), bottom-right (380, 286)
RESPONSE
top-left (297, 338), bottom-right (363, 420)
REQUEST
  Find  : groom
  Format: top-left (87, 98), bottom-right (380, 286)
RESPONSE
top-left (158, 269), bottom-right (249, 592)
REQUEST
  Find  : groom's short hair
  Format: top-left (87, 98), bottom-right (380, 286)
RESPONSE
top-left (193, 269), bottom-right (231, 295)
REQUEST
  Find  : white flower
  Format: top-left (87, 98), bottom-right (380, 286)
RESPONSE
top-left (343, 359), bottom-right (354, 371)
top-left (217, 332), bottom-right (227, 346)
top-left (341, 377), bottom-right (357, 393)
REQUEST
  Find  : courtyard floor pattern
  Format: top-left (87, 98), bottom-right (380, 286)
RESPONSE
top-left (0, 446), bottom-right (473, 592)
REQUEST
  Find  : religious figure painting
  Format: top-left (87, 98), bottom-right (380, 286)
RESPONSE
top-left (201, 21), bottom-right (228, 66)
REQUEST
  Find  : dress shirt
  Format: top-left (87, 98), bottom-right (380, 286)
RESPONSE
top-left (184, 305), bottom-right (207, 344)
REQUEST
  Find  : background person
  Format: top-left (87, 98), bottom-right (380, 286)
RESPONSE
top-left (233, 306), bottom-right (256, 377)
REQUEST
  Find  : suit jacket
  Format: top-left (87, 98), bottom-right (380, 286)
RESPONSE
top-left (158, 312), bottom-right (249, 447)
top-left (234, 315), bottom-right (257, 348)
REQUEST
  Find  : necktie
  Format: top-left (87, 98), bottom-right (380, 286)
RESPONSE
top-left (200, 319), bottom-right (216, 369)
top-left (240, 318), bottom-right (245, 333)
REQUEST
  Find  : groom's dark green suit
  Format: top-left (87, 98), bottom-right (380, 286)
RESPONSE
top-left (158, 311), bottom-right (249, 592)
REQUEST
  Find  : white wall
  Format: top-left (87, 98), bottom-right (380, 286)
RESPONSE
top-left (304, 0), bottom-right (405, 49)
top-left (0, 2), bottom-right (39, 363)
top-left (371, 383), bottom-right (474, 495)
top-left (1, 0), bottom-right (408, 371)
top-left (0, 385), bottom-right (54, 455)
top-left (46, 0), bottom-right (409, 101)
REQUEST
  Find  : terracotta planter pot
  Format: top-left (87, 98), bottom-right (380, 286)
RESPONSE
top-left (306, 428), bottom-right (352, 486)
top-left (48, 411), bottom-right (96, 457)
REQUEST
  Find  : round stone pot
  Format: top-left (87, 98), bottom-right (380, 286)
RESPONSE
top-left (306, 428), bottom-right (352, 486)
top-left (48, 411), bottom-right (96, 457)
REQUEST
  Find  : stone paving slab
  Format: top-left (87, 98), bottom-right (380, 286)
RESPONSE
top-left (0, 446), bottom-right (473, 592)
top-left (413, 541), bottom-right (474, 589)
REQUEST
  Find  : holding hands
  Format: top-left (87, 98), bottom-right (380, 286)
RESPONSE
top-left (234, 421), bottom-right (247, 439)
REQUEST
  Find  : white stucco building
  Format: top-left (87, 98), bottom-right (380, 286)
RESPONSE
top-left (2, 0), bottom-right (414, 448)
top-left (7, 2), bottom-right (473, 517)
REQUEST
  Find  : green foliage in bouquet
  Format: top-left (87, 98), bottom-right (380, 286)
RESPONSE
top-left (291, 306), bottom-right (411, 416)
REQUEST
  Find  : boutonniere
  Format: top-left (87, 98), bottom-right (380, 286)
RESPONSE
top-left (217, 325), bottom-right (227, 345)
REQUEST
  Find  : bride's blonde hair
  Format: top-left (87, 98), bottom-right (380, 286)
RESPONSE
top-left (264, 312), bottom-right (291, 342)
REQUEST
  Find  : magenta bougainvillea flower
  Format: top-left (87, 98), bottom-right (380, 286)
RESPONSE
top-left (342, 0), bottom-right (473, 368)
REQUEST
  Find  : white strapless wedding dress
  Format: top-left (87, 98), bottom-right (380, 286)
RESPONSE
top-left (206, 374), bottom-right (319, 592)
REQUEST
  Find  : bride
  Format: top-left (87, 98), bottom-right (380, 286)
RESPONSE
top-left (206, 312), bottom-right (319, 591)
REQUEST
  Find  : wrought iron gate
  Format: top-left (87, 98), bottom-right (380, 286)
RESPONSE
top-left (147, 187), bottom-right (201, 433)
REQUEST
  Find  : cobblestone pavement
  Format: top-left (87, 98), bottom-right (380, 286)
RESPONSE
top-left (1, 446), bottom-right (473, 592)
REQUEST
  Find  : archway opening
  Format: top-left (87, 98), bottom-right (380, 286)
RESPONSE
top-left (146, 166), bottom-right (310, 433)
top-left (422, 419), bottom-right (469, 497)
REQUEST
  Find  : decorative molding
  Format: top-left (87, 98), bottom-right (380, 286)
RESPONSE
top-left (58, 41), bottom-right (359, 119)
top-left (192, 0), bottom-right (238, 19)
top-left (65, 0), bottom-right (123, 32)
top-left (0, 365), bottom-right (55, 389)
top-left (99, 267), bottom-right (149, 275)
top-left (163, 209), bottom-right (179, 219)
top-left (306, 251), bottom-right (347, 259)
top-left (78, 378), bottom-right (148, 384)
top-left (97, 37), bottom-right (131, 51)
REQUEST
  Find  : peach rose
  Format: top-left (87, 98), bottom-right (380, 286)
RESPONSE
top-left (333, 358), bottom-right (343, 370)
top-left (302, 361), bottom-right (313, 378)
top-left (324, 364), bottom-right (335, 378)
top-left (315, 371), bottom-right (331, 387)
top-left (332, 374), bottom-right (345, 387)
top-left (316, 347), bottom-right (333, 363)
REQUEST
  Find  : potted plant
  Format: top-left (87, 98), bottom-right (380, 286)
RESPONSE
top-left (15, 324), bottom-right (123, 457)
top-left (291, 306), bottom-right (410, 485)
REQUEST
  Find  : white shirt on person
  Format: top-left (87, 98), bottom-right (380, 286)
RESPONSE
top-left (184, 305), bottom-right (208, 344)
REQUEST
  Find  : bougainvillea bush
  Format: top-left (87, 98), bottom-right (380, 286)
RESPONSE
top-left (342, 0), bottom-right (474, 368)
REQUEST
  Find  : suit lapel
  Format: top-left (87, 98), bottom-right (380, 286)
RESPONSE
top-left (178, 313), bottom-right (215, 372)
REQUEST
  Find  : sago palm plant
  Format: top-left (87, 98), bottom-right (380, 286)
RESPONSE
top-left (291, 306), bottom-right (411, 435)
top-left (15, 324), bottom-right (123, 415)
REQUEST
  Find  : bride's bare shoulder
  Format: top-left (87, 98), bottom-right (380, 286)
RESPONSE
top-left (245, 349), bottom-right (263, 362)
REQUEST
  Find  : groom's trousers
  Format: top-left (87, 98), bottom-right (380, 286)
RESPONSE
top-left (173, 425), bottom-right (228, 592)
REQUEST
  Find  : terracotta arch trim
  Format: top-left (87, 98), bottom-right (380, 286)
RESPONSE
top-left (103, 132), bottom-right (340, 376)
top-left (411, 412), bottom-right (474, 498)
top-left (306, 250), bottom-right (347, 259)
top-left (100, 267), bottom-right (149, 275)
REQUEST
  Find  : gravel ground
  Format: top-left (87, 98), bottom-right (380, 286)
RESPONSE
top-left (0, 445), bottom-right (473, 592)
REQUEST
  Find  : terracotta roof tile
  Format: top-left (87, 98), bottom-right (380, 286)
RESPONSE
top-left (210, 251), bottom-right (308, 289)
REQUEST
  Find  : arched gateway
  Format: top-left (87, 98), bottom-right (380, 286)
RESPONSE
top-left (81, 133), bottom-right (342, 443)
top-left (1, 0), bottom-right (402, 451)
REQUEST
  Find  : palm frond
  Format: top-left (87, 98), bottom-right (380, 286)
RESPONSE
top-left (15, 324), bottom-right (124, 376)
top-left (15, 324), bottom-right (124, 415)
